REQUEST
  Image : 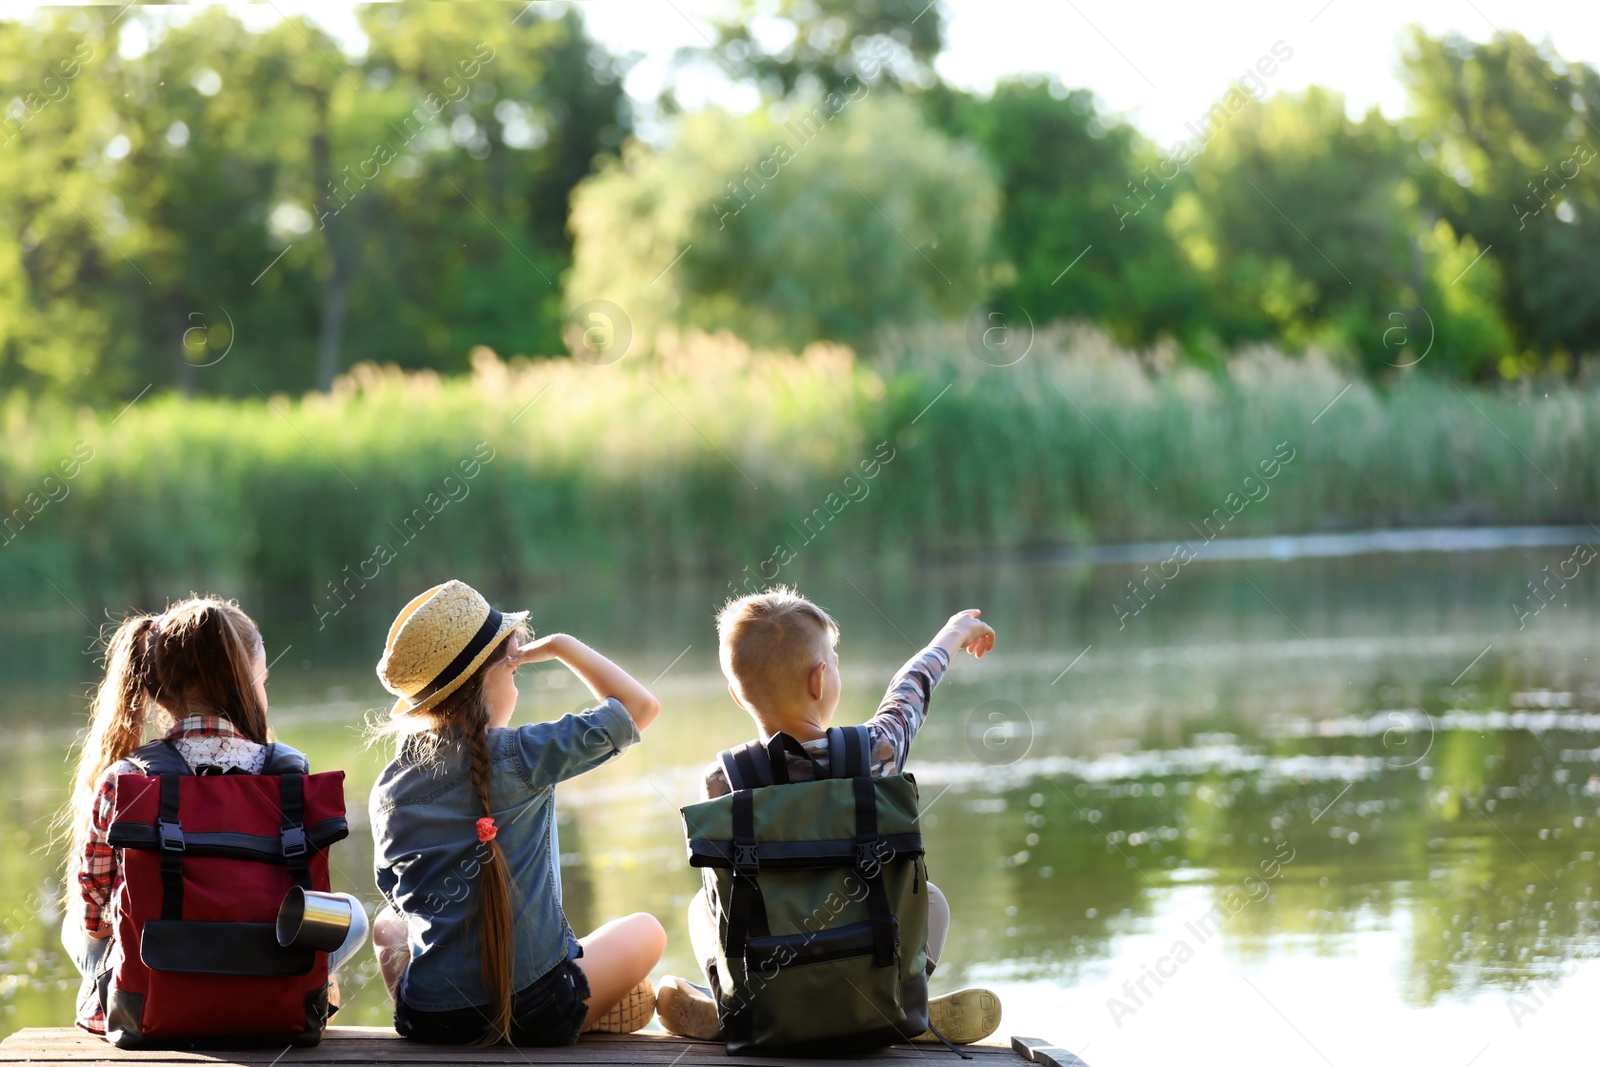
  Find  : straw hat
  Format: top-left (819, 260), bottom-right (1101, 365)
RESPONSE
top-left (378, 580), bottom-right (528, 717)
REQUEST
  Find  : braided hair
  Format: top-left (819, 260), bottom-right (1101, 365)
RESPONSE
top-left (390, 627), bottom-right (523, 1044)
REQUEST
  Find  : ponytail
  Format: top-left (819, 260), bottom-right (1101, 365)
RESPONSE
top-left (65, 614), bottom-right (160, 846)
top-left (59, 596), bottom-right (267, 864)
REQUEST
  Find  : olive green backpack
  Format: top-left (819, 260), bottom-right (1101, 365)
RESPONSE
top-left (680, 725), bottom-right (930, 1056)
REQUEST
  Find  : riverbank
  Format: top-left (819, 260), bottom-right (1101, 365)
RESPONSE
top-left (1, 328), bottom-right (1594, 611)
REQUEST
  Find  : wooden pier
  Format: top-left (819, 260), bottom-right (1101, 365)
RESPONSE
top-left (0, 1028), bottom-right (1086, 1067)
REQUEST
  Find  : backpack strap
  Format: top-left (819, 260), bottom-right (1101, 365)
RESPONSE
top-left (260, 742), bottom-right (311, 775)
top-left (723, 789), bottom-right (770, 961)
top-left (124, 739), bottom-right (192, 777)
top-left (126, 738), bottom-right (312, 776)
top-left (820, 728), bottom-right (897, 965)
top-left (155, 769), bottom-right (187, 921)
top-left (824, 725), bottom-right (873, 779)
top-left (277, 771), bottom-right (312, 890)
top-left (762, 733), bottom-right (825, 785)
top-left (851, 775), bottom-right (897, 968)
top-left (261, 743), bottom-right (314, 888)
top-left (719, 740), bottom-right (773, 792)
top-left (123, 740), bottom-right (194, 921)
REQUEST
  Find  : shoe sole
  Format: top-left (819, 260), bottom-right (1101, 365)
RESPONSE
top-left (654, 980), bottom-right (722, 1041)
top-left (590, 978), bottom-right (656, 1034)
top-left (916, 987), bottom-right (1002, 1044)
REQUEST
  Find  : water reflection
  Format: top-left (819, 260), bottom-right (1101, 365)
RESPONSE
top-left (1, 547), bottom-right (1597, 1059)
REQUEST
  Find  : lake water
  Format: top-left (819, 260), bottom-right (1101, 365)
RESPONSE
top-left (2, 543), bottom-right (1597, 1066)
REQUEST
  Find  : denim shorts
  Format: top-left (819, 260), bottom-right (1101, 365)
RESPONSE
top-left (394, 956), bottom-right (590, 1046)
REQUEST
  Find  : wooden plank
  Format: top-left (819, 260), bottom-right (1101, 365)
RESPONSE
top-left (0, 1028), bottom-right (1023, 1066)
top-left (1011, 1036), bottom-right (1091, 1067)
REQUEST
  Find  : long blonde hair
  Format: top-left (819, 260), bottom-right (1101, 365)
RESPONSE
top-left (62, 596), bottom-right (267, 855)
top-left (382, 627), bottom-right (523, 1045)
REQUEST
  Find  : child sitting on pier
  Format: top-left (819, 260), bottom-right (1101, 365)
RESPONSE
top-left (60, 596), bottom-right (369, 1038)
top-left (369, 580), bottom-right (665, 1046)
top-left (657, 586), bottom-right (1004, 1045)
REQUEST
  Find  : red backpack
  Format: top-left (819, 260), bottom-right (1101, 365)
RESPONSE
top-left (95, 739), bottom-right (348, 1048)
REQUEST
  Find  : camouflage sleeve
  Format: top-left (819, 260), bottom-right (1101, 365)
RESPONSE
top-left (863, 645), bottom-right (950, 777)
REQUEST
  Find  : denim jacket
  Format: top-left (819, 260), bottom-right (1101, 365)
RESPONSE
top-left (370, 698), bottom-right (640, 1011)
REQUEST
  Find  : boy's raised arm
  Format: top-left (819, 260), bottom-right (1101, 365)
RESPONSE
top-left (512, 633), bottom-right (661, 730)
top-left (862, 610), bottom-right (995, 777)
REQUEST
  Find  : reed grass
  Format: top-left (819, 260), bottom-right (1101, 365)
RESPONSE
top-left (1, 327), bottom-right (1594, 610)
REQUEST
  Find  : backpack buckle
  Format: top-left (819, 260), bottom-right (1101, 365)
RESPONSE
top-left (732, 843), bottom-right (759, 874)
top-left (157, 820), bottom-right (185, 853)
top-left (855, 841), bottom-right (880, 870)
top-left (281, 826), bottom-right (308, 860)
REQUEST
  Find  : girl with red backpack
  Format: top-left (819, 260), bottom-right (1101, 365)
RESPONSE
top-left (59, 596), bottom-right (368, 1043)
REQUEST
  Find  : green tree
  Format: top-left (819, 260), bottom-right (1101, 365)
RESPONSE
top-left (349, 3), bottom-right (630, 374)
top-left (0, 11), bottom-right (129, 401)
top-left (923, 77), bottom-right (1209, 349)
top-left (0, 3), bottom-right (631, 402)
top-left (1171, 86), bottom-right (1511, 376)
top-left (1401, 28), bottom-right (1600, 372)
top-left (690, 0), bottom-right (944, 99)
top-left (567, 93), bottom-right (997, 350)
top-left (124, 9), bottom-right (338, 395)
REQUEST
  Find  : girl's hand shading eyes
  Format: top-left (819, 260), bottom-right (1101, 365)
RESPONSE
top-left (509, 633), bottom-right (567, 667)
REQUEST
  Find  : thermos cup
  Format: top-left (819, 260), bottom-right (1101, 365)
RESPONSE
top-left (276, 887), bottom-right (354, 952)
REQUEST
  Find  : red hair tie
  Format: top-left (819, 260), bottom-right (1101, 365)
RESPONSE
top-left (476, 816), bottom-right (498, 843)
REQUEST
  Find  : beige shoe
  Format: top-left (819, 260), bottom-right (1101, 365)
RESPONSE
top-left (912, 987), bottom-right (1002, 1044)
top-left (654, 975), bottom-right (722, 1041)
top-left (588, 977), bottom-right (656, 1034)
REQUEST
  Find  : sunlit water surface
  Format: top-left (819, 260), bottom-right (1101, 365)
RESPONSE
top-left (2, 547), bottom-right (1596, 1066)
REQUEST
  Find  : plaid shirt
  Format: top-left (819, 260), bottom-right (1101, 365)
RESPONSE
top-left (702, 644), bottom-right (950, 799)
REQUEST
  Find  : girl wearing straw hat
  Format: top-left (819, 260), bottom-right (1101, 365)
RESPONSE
top-left (369, 580), bottom-right (665, 1046)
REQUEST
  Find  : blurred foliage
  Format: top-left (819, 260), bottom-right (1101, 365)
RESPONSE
top-left (2, 329), bottom-right (1596, 610)
top-left (1401, 29), bottom-right (1600, 373)
top-left (1170, 87), bottom-right (1515, 377)
top-left (0, 4), bottom-right (628, 401)
top-left (0, 4), bottom-right (1597, 403)
top-left (586, 22), bottom-right (1600, 381)
top-left (687, 0), bottom-right (945, 99)
top-left (568, 93), bottom-right (996, 349)
top-left (920, 77), bottom-right (1211, 350)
